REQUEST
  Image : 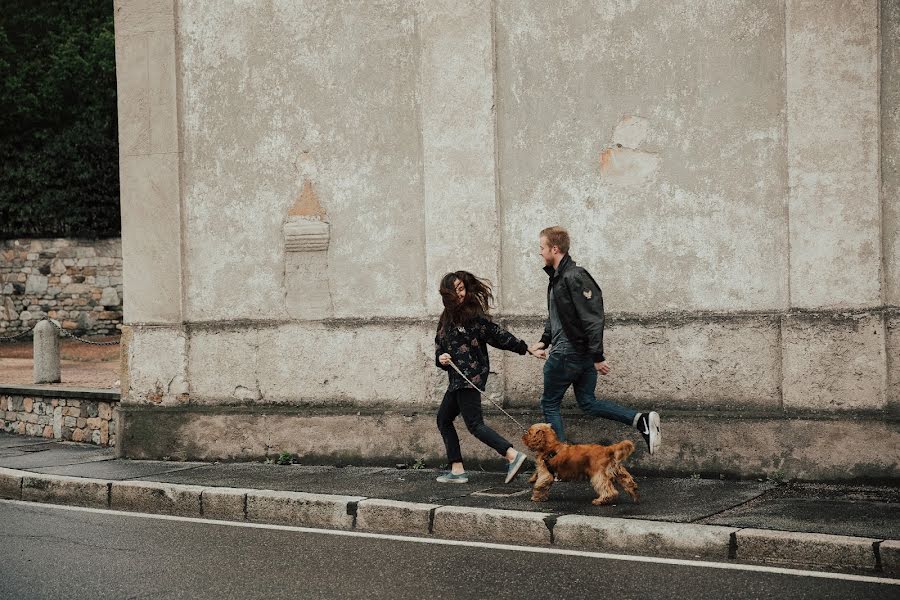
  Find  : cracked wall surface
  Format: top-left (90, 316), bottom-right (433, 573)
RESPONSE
top-left (114, 1), bottom-right (898, 472)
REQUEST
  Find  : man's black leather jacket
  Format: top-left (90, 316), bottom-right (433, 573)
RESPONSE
top-left (539, 254), bottom-right (606, 363)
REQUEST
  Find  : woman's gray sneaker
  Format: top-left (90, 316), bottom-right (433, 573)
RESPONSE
top-left (505, 451), bottom-right (527, 484)
top-left (436, 472), bottom-right (469, 484)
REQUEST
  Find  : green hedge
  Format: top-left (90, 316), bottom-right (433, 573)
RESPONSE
top-left (0, 1), bottom-right (119, 240)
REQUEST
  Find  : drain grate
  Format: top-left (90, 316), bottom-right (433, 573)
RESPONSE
top-left (471, 487), bottom-right (530, 497)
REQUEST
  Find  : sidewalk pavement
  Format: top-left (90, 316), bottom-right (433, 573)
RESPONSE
top-left (1, 432), bottom-right (897, 578)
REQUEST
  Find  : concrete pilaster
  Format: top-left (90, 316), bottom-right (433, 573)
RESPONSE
top-left (114, 0), bottom-right (183, 325)
top-left (786, 0), bottom-right (881, 309)
top-left (419, 1), bottom-right (501, 313)
top-left (883, 0), bottom-right (900, 307)
top-left (783, 1), bottom-right (886, 411)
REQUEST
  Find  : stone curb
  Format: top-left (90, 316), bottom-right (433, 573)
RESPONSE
top-left (0, 467), bottom-right (23, 500)
top-left (881, 540), bottom-right (900, 577)
top-left (246, 489), bottom-right (364, 529)
top-left (200, 486), bottom-right (247, 521)
top-left (356, 498), bottom-right (440, 535)
top-left (23, 473), bottom-right (109, 508)
top-left (554, 515), bottom-right (737, 560)
top-left (111, 480), bottom-right (206, 517)
top-left (734, 528), bottom-right (881, 571)
top-left (0, 467), bottom-right (895, 577)
top-left (432, 505), bottom-right (552, 545)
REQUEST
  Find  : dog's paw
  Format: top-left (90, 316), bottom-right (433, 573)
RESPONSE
top-left (528, 472), bottom-right (538, 484)
top-left (592, 497), bottom-right (615, 506)
top-left (530, 495), bottom-right (549, 502)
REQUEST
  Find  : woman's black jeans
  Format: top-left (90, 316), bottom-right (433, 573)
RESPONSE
top-left (437, 387), bottom-right (512, 464)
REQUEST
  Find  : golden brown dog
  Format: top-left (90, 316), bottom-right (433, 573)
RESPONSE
top-left (522, 423), bottom-right (639, 506)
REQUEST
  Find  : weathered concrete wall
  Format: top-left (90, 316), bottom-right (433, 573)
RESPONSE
top-left (889, 313), bottom-right (900, 411)
top-left (420, 1), bottom-right (501, 313)
top-left (786, 0), bottom-right (881, 309)
top-left (502, 316), bottom-right (784, 410)
top-left (178, 0), bottom-right (425, 322)
top-left (187, 321), bottom-right (436, 406)
top-left (496, 0), bottom-right (788, 315)
top-left (114, 0), bottom-right (898, 479)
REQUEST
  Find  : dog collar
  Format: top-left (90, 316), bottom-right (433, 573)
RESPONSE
top-left (544, 450), bottom-right (558, 475)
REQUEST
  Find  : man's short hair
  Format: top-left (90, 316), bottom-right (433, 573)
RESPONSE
top-left (540, 226), bottom-right (570, 254)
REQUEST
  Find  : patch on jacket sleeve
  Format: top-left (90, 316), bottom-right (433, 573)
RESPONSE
top-left (583, 289), bottom-right (592, 300)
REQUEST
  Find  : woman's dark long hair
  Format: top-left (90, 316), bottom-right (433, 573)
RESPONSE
top-left (437, 271), bottom-right (494, 334)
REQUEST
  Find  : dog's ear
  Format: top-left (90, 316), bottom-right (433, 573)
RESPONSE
top-left (612, 440), bottom-right (635, 462)
top-left (523, 426), bottom-right (540, 450)
top-left (522, 423), bottom-right (546, 452)
top-left (532, 427), bottom-right (547, 452)
top-left (542, 425), bottom-right (558, 446)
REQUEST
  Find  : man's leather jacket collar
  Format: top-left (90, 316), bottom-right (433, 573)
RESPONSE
top-left (544, 254), bottom-right (574, 280)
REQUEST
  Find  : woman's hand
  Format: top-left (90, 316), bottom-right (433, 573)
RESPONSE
top-left (528, 342), bottom-right (547, 359)
top-left (439, 353), bottom-right (452, 366)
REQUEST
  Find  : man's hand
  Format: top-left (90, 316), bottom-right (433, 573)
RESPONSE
top-left (528, 342), bottom-right (547, 359)
top-left (439, 353), bottom-right (452, 366)
top-left (595, 360), bottom-right (610, 375)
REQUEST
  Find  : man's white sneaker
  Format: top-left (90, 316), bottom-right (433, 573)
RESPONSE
top-left (636, 411), bottom-right (661, 455)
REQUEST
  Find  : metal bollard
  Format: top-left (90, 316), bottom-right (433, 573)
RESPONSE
top-left (33, 320), bottom-right (61, 384)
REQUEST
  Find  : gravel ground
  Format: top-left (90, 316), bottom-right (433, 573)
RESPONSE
top-left (0, 337), bottom-right (120, 389)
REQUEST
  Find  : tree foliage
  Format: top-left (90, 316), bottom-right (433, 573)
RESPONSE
top-left (0, 1), bottom-right (119, 239)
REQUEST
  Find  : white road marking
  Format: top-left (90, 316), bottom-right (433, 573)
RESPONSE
top-left (1, 498), bottom-right (897, 586)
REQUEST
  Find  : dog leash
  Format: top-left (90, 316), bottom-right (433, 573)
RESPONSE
top-left (446, 358), bottom-right (531, 433)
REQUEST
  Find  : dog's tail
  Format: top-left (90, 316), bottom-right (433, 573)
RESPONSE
top-left (610, 439), bottom-right (635, 462)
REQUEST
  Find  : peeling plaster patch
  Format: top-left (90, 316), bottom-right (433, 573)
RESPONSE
top-left (167, 373), bottom-right (188, 396)
top-left (612, 115), bottom-right (650, 148)
top-left (600, 115), bottom-right (659, 185)
top-left (599, 146), bottom-right (660, 185)
top-left (233, 385), bottom-right (261, 402)
top-left (147, 384), bottom-right (164, 405)
top-left (289, 179), bottom-right (327, 219)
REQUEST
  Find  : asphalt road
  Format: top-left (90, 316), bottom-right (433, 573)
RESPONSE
top-left (0, 500), bottom-right (895, 600)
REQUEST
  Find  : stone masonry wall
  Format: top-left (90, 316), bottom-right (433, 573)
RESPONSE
top-left (0, 393), bottom-right (118, 447)
top-left (1, 238), bottom-right (124, 337)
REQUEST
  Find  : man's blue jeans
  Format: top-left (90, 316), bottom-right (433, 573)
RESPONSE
top-left (540, 350), bottom-right (637, 442)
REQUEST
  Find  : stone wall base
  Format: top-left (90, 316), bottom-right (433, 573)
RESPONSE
top-left (120, 405), bottom-right (899, 482)
top-left (1, 387), bottom-right (120, 446)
